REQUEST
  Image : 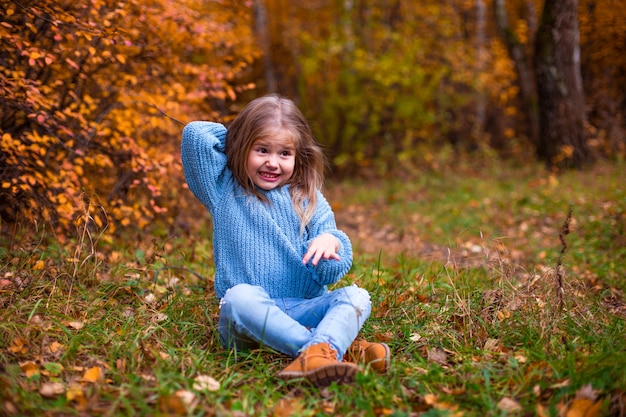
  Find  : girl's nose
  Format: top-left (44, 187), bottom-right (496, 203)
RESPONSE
top-left (266, 154), bottom-right (278, 168)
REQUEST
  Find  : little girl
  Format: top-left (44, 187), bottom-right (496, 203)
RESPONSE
top-left (181, 94), bottom-right (390, 387)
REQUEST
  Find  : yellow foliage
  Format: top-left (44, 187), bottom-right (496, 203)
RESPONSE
top-left (0, 0), bottom-right (259, 238)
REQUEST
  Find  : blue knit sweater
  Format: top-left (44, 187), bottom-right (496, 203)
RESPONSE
top-left (181, 121), bottom-right (353, 299)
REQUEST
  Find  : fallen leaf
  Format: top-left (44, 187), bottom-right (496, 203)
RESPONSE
top-left (193, 375), bottom-right (220, 392)
top-left (320, 400), bottom-right (335, 414)
top-left (40, 382), bottom-right (65, 397)
top-left (9, 338), bottom-right (29, 354)
top-left (65, 321), bottom-right (84, 330)
top-left (159, 394), bottom-right (188, 414)
top-left (82, 366), bottom-right (104, 383)
top-left (176, 389), bottom-right (198, 411)
top-left (427, 347), bottom-right (448, 366)
top-left (484, 338), bottom-right (500, 352)
top-left (561, 398), bottom-right (603, 417)
top-left (498, 397), bottom-right (522, 412)
top-left (496, 309), bottom-right (511, 320)
top-left (42, 362), bottom-right (64, 377)
top-left (19, 361), bottom-right (39, 378)
top-left (66, 384), bottom-right (88, 409)
top-left (559, 384), bottom-right (603, 417)
top-left (409, 333), bottom-right (422, 342)
top-left (46, 341), bottom-right (65, 355)
top-left (273, 397), bottom-right (303, 417)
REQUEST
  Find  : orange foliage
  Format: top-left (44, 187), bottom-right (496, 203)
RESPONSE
top-left (0, 0), bottom-right (259, 238)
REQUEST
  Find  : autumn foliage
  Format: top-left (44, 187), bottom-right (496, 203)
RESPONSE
top-left (0, 0), bottom-right (258, 237)
top-left (1, 0), bottom-right (625, 239)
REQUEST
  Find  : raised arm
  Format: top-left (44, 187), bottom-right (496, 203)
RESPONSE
top-left (181, 121), bottom-right (230, 212)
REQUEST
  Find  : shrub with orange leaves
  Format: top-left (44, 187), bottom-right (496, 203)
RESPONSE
top-left (0, 0), bottom-right (259, 238)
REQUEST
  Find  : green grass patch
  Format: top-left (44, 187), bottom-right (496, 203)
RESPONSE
top-left (1, 160), bottom-right (624, 416)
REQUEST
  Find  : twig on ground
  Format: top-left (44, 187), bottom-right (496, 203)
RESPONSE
top-left (555, 206), bottom-right (572, 310)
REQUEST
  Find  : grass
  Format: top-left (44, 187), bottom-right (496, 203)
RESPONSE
top-left (1, 158), bottom-right (624, 416)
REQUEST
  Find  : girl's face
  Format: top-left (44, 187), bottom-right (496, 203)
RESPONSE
top-left (246, 132), bottom-right (296, 191)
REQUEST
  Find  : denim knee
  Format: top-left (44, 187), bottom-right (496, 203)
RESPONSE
top-left (336, 285), bottom-right (372, 321)
top-left (220, 284), bottom-right (267, 312)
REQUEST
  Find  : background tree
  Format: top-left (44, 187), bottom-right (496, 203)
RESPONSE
top-left (1, 0), bottom-right (624, 240)
top-left (534, 0), bottom-right (592, 168)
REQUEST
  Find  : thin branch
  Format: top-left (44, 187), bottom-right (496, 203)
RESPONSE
top-left (555, 205), bottom-right (572, 309)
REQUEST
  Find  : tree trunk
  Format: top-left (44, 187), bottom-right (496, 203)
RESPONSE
top-left (474, 0), bottom-right (487, 143)
top-left (493, 0), bottom-right (540, 147)
top-left (533, 0), bottom-right (592, 169)
top-left (253, 0), bottom-right (277, 93)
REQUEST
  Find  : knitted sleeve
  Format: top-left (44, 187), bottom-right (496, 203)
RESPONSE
top-left (181, 121), bottom-right (229, 213)
top-left (304, 191), bottom-right (353, 285)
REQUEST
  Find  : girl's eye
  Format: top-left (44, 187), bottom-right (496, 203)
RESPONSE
top-left (281, 151), bottom-right (292, 157)
top-left (257, 147), bottom-right (268, 154)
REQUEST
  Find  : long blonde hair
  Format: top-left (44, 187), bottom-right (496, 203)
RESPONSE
top-left (225, 94), bottom-right (325, 231)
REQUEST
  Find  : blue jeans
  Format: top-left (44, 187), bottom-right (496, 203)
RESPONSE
top-left (218, 283), bottom-right (372, 360)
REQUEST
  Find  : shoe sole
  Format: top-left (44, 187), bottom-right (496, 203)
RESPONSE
top-left (277, 362), bottom-right (358, 388)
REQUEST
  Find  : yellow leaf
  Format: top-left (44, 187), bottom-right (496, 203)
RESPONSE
top-left (66, 383), bottom-right (88, 409)
top-left (82, 366), bottom-right (104, 383)
top-left (33, 259), bottom-right (45, 270)
top-left (47, 341), bottom-right (65, 354)
top-left (9, 337), bottom-right (29, 354)
top-left (496, 309), bottom-right (511, 320)
top-left (116, 54), bottom-right (126, 64)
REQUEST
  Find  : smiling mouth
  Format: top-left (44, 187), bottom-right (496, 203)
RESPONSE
top-left (260, 172), bottom-right (280, 180)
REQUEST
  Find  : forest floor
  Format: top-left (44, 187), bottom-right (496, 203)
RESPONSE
top-left (1, 158), bottom-right (624, 416)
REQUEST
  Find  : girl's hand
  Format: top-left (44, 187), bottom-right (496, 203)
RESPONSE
top-left (303, 233), bottom-right (341, 266)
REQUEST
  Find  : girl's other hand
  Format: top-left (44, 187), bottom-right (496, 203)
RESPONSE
top-left (303, 233), bottom-right (341, 266)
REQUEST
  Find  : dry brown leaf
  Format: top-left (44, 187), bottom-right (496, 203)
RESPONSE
top-left (159, 394), bottom-right (188, 414)
top-left (427, 347), bottom-right (448, 366)
top-left (65, 321), bottom-right (84, 330)
top-left (9, 337), bottom-right (30, 354)
top-left (39, 382), bottom-right (65, 398)
top-left (273, 397), bottom-right (303, 417)
top-left (320, 400), bottom-right (335, 414)
top-left (498, 397), bottom-right (522, 412)
top-left (48, 341), bottom-right (65, 354)
top-left (176, 389), bottom-right (198, 411)
top-left (424, 394), bottom-right (438, 406)
top-left (19, 361), bottom-right (39, 378)
top-left (193, 375), bottom-right (220, 392)
top-left (484, 338), bottom-right (500, 352)
top-left (561, 398), bottom-right (603, 417)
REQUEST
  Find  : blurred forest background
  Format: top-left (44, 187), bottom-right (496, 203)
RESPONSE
top-left (1, 0), bottom-right (624, 241)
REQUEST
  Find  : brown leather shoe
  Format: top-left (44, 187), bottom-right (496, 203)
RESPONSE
top-left (276, 343), bottom-right (358, 387)
top-left (345, 339), bottom-right (391, 374)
